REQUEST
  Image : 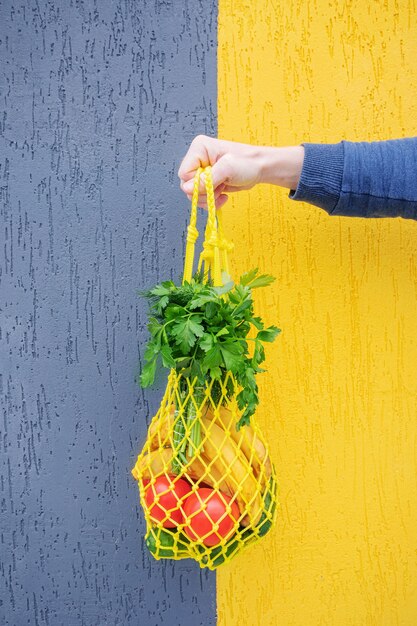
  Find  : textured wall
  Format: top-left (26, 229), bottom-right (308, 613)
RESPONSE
top-left (0, 1), bottom-right (217, 624)
top-left (217, 1), bottom-right (417, 625)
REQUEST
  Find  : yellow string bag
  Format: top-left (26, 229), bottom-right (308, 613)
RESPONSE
top-left (132, 167), bottom-right (279, 569)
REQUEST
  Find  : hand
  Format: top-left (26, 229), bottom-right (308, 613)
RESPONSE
top-left (178, 135), bottom-right (304, 208)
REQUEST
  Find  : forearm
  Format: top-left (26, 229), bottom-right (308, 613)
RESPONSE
top-left (289, 137), bottom-right (417, 220)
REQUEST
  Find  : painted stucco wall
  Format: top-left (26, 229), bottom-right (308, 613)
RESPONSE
top-left (0, 1), bottom-right (217, 624)
top-left (217, 1), bottom-right (417, 625)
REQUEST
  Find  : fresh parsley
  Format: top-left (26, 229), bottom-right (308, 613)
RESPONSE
top-left (139, 269), bottom-right (280, 431)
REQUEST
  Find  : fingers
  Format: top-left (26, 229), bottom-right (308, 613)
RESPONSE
top-left (182, 181), bottom-right (226, 197)
top-left (178, 136), bottom-right (245, 210)
top-left (177, 135), bottom-right (214, 183)
top-left (181, 153), bottom-right (234, 195)
top-left (182, 175), bottom-right (246, 204)
top-left (195, 194), bottom-right (229, 210)
top-left (184, 183), bottom-right (227, 205)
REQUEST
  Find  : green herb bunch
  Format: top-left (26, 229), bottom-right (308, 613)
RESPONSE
top-left (139, 268), bottom-right (280, 430)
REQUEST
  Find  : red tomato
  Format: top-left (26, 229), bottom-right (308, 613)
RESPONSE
top-left (183, 488), bottom-right (239, 546)
top-left (144, 474), bottom-right (191, 528)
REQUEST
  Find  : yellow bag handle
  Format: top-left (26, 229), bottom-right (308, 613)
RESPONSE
top-left (182, 166), bottom-right (233, 286)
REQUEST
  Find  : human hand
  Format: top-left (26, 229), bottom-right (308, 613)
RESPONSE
top-left (178, 135), bottom-right (304, 208)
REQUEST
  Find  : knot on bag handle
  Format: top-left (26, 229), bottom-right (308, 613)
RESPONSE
top-left (186, 223), bottom-right (199, 244)
top-left (182, 166), bottom-right (232, 286)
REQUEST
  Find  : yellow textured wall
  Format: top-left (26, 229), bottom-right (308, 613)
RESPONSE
top-left (217, 1), bottom-right (417, 625)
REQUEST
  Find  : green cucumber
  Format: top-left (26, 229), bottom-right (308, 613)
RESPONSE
top-left (146, 527), bottom-right (190, 559)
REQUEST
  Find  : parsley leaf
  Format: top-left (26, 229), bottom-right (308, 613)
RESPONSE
top-left (172, 315), bottom-right (204, 352)
top-left (140, 358), bottom-right (157, 387)
top-left (257, 326), bottom-right (281, 342)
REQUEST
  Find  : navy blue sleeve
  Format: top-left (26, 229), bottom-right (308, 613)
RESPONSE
top-left (289, 137), bottom-right (417, 220)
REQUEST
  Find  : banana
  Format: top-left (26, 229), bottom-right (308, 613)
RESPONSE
top-left (200, 417), bottom-right (263, 527)
top-left (147, 404), bottom-right (175, 451)
top-left (132, 447), bottom-right (173, 481)
top-left (198, 450), bottom-right (235, 499)
top-left (205, 405), bottom-right (272, 485)
top-left (197, 453), bottom-right (234, 498)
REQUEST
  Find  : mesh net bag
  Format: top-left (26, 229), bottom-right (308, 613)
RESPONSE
top-left (132, 166), bottom-right (279, 569)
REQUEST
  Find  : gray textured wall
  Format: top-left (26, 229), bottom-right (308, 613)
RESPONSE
top-left (0, 1), bottom-right (217, 624)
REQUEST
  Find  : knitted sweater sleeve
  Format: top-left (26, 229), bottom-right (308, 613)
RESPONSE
top-left (289, 137), bottom-right (417, 220)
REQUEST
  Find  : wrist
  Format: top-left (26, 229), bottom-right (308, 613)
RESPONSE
top-left (257, 145), bottom-right (305, 189)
